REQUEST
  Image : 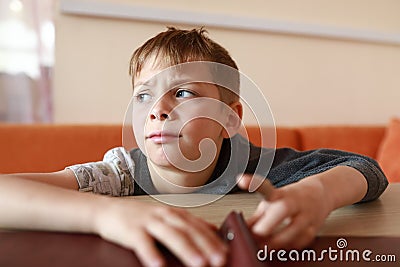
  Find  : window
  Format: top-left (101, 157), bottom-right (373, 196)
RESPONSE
top-left (0, 0), bottom-right (54, 123)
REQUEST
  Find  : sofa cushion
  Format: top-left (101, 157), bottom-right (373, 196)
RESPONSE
top-left (276, 128), bottom-right (301, 149)
top-left (0, 124), bottom-right (122, 173)
top-left (297, 126), bottom-right (385, 159)
top-left (377, 118), bottom-right (400, 183)
top-left (0, 124), bottom-right (385, 174)
top-left (241, 127), bottom-right (301, 150)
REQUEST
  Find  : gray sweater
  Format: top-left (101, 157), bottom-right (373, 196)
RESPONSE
top-left (68, 134), bottom-right (388, 202)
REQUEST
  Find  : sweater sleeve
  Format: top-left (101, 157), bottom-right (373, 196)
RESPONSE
top-left (267, 147), bottom-right (388, 202)
top-left (66, 147), bottom-right (135, 196)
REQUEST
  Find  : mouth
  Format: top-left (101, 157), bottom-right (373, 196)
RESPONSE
top-left (146, 131), bottom-right (181, 144)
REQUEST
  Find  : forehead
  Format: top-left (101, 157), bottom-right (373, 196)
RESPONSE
top-left (134, 56), bottom-right (216, 82)
top-left (134, 60), bottom-right (215, 91)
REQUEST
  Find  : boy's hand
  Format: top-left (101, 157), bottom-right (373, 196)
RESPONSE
top-left (93, 198), bottom-right (227, 267)
top-left (237, 174), bottom-right (333, 249)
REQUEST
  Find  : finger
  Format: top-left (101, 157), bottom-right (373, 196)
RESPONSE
top-left (131, 232), bottom-right (166, 267)
top-left (98, 226), bottom-right (165, 267)
top-left (268, 217), bottom-right (316, 249)
top-left (146, 219), bottom-right (207, 267)
top-left (185, 216), bottom-right (227, 266)
top-left (161, 209), bottom-right (227, 266)
top-left (255, 179), bottom-right (275, 200)
top-left (237, 174), bottom-right (275, 200)
top-left (251, 200), bottom-right (295, 236)
top-left (237, 173), bottom-right (252, 189)
top-left (247, 200), bottom-right (269, 226)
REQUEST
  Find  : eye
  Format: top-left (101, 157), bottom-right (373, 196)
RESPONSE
top-left (175, 89), bottom-right (196, 98)
top-left (135, 93), bottom-right (152, 103)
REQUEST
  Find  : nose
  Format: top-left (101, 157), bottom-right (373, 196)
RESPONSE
top-left (150, 96), bottom-right (171, 121)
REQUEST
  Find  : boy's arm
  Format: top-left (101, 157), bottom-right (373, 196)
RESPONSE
top-left (264, 147), bottom-right (388, 202)
top-left (314, 165), bottom-right (368, 209)
top-left (238, 141), bottom-right (389, 250)
top-left (238, 166), bottom-right (368, 249)
top-left (0, 175), bottom-right (227, 267)
top-left (0, 174), bottom-right (99, 232)
top-left (3, 169), bottom-right (78, 190)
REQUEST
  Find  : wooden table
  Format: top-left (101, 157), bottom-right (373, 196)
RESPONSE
top-left (320, 183), bottom-right (400, 236)
top-left (1, 184), bottom-right (399, 267)
top-left (136, 183), bottom-right (400, 236)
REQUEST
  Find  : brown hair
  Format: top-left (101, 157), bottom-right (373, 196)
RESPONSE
top-left (129, 27), bottom-right (240, 104)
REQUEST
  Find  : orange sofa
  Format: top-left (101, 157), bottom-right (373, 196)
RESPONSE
top-left (0, 123), bottom-right (396, 182)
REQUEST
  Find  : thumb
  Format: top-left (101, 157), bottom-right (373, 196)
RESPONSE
top-left (237, 174), bottom-right (275, 201)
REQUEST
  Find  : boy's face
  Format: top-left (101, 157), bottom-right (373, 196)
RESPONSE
top-left (132, 61), bottom-right (237, 172)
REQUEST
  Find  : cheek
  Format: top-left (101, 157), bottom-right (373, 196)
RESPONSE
top-left (181, 118), bottom-right (223, 140)
top-left (175, 102), bottom-right (226, 132)
top-left (132, 104), bottom-right (150, 152)
top-left (179, 119), bottom-right (223, 162)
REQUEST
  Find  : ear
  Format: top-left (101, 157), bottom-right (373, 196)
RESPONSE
top-left (222, 101), bottom-right (243, 138)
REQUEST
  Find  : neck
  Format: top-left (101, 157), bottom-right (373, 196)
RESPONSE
top-left (147, 156), bottom-right (219, 194)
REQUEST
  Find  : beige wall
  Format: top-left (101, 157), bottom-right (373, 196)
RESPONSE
top-left (54, 0), bottom-right (400, 126)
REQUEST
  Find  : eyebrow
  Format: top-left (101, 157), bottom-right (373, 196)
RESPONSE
top-left (134, 80), bottom-right (153, 88)
top-left (134, 78), bottom-right (197, 89)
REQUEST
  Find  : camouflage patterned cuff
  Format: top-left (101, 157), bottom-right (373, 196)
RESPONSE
top-left (66, 147), bottom-right (135, 196)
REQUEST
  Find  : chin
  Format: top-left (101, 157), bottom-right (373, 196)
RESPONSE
top-left (148, 154), bottom-right (172, 167)
top-left (147, 145), bottom-right (201, 170)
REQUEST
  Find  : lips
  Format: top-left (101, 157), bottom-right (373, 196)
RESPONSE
top-left (146, 131), bottom-right (181, 144)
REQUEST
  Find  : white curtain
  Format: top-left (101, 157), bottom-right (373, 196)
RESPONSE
top-left (0, 0), bottom-right (54, 123)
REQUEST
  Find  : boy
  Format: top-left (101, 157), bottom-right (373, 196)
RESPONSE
top-left (0, 27), bottom-right (388, 267)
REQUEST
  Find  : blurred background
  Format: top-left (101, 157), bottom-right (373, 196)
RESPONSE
top-left (1, 0), bottom-right (399, 126)
top-left (0, 0), bottom-right (54, 123)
